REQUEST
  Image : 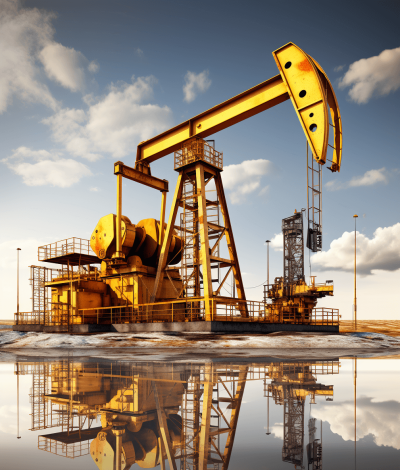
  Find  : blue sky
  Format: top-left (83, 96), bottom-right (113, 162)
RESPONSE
top-left (1, 0), bottom-right (399, 320)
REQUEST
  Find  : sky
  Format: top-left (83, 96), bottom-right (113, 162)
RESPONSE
top-left (0, 0), bottom-right (399, 320)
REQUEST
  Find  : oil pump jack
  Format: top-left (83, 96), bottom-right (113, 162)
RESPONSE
top-left (15, 42), bottom-right (342, 331)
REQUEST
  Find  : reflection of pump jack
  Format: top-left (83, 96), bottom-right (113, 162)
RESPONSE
top-left (16, 359), bottom-right (249, 470)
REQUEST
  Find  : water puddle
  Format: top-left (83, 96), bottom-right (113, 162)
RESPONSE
top-left (0, 354), bottom-right (399, 469)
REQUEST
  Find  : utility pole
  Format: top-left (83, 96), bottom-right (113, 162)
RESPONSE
top-left (353, 215), bottom-right (358, 331)
top-left (16, 248), bottom-right (21, 325)
top-left (266, 240), bottom-right (271, 288)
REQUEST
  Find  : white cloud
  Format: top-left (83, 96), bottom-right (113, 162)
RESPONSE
top-left (339, 47), bottom-right (400, 104)
top-left (334, 65), bottom-right (345, 72)
top-left (269, 232), bottom-right (283, 252)
top-left (0, 0), bottom-right (59, 112)
top-left (326, 168), bottom-right (388, 191)
top-left (183, 70), bottom-right (211, 103)
top-left (43, 76), bottom-right (173, 160)
top-left (0, 0), bottom-right (98, 112)
top-left (312, 397), bottom-right (400, 450)
top-left (135, 48), bottom-right (144, 57)
top-left (0, 404), bottom-right (32, 435)
top-left (266, 422), bottom-right (284, 440)
top-left (39, 43), bottom-right (87, 92)
top-left (222, 159), bottom-right (272, 204)
top-left (312, 223), bottom-right (400, 275)
top-left (90, 187), bottom-right (99, 192)
top-left (88, 60), bottom-right (99, 73)
top-left (3, 146), bottom-right (92, 187)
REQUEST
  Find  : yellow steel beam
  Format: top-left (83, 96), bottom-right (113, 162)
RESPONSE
top-left (152, 381), bottom-right (177, 470)
top-left (135, 42), bottom-right (342, 172)
top-left (222, 368), bottom-right (248, 470)
top-left (136, 74), bottom-right (288, 163)
top-left (114, 161), bottom-right (169, 192)
top-left (150, 173), bottom-right (183, 303)
top-left (199, 365), bottom-right (214, 470)
top-left (196, 164), bottom-right (213, 320)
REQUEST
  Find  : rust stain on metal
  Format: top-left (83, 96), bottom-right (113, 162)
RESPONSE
top-left (297, 59), bottom-right (313, 72)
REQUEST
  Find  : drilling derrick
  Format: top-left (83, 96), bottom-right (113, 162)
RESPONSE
top-left (265, 211), bottom-right (334, 324)
top-left (283, 212), bottom-right (305, 285)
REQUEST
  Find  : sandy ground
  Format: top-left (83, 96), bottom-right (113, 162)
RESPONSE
top-left (340, 320), bottom-right (400, 336)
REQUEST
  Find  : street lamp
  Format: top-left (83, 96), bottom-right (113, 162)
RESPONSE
top-left (353, 215), bottom-right (358, 331)
top-left (16, 248), bottom-right (21, 325)
top-left (265, 240), bottom-right (271, 288)
top-left (265, 240), bottom-right (271, 304)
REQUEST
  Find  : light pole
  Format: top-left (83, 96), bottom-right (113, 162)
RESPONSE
top-left (266, 240), bottom-right (271, 286)
top-left (265, 240), bottom-right (270, 304)
top-left (17, 248), bottom-right (21, 325)
top-left (353, 215), bottom-right (358, 332)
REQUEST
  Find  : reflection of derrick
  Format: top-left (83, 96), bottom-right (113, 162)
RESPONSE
top-left (307, 418), bottom-right (322, 470)
top-left (282, 386), bottom-right (305, 467)
top-left (265, 361), bottom-right (336, 470)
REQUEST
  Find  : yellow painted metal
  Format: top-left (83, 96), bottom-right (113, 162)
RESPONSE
top-left (152, 381), bottom-right (177, 470)
top-left (114, 161), bottom-right (169, 192)
top-left (309, 56), bottom-right (343, 171)
top-left (198, 364), bottom-right (213, 470)
top-left (159, 191), bottom-right (167, 247)
top-left (150, 173), bottom-right (184, 303)
top-left (136, 75), bottom-right (288, 164)
top-left (114, 172), bottom-right (124, 259)
top-left (222, 368), bottom-right (248, 470)
top-left (273, 43), bottom-right (329, 165)
top-left (196, 164), bottom-right (213, 320)
top-left (135, 42), bottom-right (342, 172)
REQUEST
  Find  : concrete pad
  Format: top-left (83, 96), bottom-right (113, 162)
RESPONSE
top-left (13, 325), bottom-right (44, 332)
top-left (113, 321), bottom-right (339, 334)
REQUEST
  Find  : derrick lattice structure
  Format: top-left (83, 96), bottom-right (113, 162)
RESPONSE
top-left (283, 212), bottom-right (305, 285)
top-left (179, 140), bottom-right (221, 299)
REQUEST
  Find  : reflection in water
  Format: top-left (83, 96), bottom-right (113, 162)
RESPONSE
top-left (265, 362), bottom-right (336, 469)
top-left (14, 359), bottom-right (339, 470)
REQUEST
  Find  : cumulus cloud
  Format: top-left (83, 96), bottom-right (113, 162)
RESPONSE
top-left (269, 232), bottom-right (283, 252)
top-left (326, 168), bottom-right (389, 191)
top-left (39, 43), bottom-right (87, 92)
top-left (2, 146), bottom-right (92, 187)
top-left (222, 159), bottom-right (272, 204)
top-left (0, 0), bottom-right (58, 112)
top-left (42, 76), bottom-right (173, 161)
top-left (0, 0), bottom-right (97, 113)
top-left (183, 70), bottom-right (211, 103)
top-left (312, 397), bottom-right (400, 450)
top-left (312, 223), bottom-right (400, 275)
top-left (339, 47), bottom-right (400, 104)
